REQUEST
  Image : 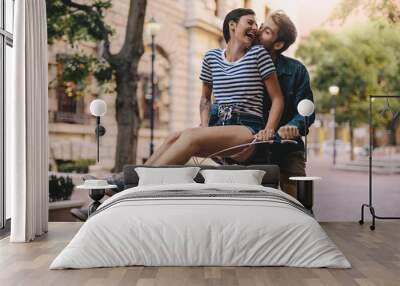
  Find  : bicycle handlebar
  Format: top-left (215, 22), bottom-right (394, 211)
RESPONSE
top-left (197, 133), bottom-right (298, 165)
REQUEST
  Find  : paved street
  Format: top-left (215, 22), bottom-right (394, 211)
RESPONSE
top-left (308, 157), bottom-right (400, 222)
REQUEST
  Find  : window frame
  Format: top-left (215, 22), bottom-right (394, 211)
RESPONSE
top-left (1, 0), bottom-right (14, 232)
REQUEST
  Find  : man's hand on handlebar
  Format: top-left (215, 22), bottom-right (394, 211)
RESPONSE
top-left (278, 125), bottom-right (300, 140)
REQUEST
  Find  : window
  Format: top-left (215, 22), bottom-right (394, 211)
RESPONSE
top-left (1, 0), bottom-right (14, 232)
top-left (137, 47), bottom-right (171, 130)
top-left (53, 58), bottom-right (90, 125)
top-left (138, 75), bottom-right (162, 128)
top-left (55, 89), bottom-right (87, 124)
top-left (5, 0), bottom-right (13, 33)
top-left (214, 0), bottom-right (219, 16)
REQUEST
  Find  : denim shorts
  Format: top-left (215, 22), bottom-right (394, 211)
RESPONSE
top-left (208, 104), bottom-right (265, 135)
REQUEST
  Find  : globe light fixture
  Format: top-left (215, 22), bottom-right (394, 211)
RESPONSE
top-left (89, 99), bottom-right (107, 162)
top-left (297, 99), bottom-right (315, 162)
top-left (146, 17), bottom-right (161, 37)
top-left (90, 99), bottom-right (107, 117)
top-left (297, 99), bottom-right (315, 117)
top-left (329, 85), bottom-right (339, 96)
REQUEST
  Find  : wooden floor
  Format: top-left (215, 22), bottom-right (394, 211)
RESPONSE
top-left (0, 222), bottom-right (399, 286)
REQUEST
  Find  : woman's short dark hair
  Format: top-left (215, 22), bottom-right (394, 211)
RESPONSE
top-left (223, 8), bottom-right (255, 43)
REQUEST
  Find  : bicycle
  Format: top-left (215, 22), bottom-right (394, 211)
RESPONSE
top-left (195, 134), bottom-right (298, 166)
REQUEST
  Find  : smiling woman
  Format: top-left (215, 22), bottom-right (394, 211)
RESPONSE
top-left (144, 8), bottom-right (284, 166)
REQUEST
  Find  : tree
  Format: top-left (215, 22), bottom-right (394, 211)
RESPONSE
top-left (332, 0), bottom-right (400, 23)
top-left (47, 0), bottom-right (148, 172)
top-left (296, 22), bottom-right (400, 158)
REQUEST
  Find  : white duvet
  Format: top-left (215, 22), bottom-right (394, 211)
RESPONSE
top-left (50, 183), bottom-right (351, 269)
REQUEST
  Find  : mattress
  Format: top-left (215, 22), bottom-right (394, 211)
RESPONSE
top-left (50, 183), bottom-right (351, 269)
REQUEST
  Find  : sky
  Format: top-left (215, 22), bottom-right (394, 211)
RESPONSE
top-left (267, 0), bottom-right (368, 55)
top-left (296, 0), bottom-right (342, 36)
top-left (268, 0), bottom-right (343, 38)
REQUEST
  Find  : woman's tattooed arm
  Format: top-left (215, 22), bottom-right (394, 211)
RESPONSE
top-left (200, 83), bottom-right (212, 126)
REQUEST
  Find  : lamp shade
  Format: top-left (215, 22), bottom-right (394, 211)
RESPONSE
top-left (297, 99), bottom-right (315, 117)
top-left (146, 17), bottom-right (161, 36)
top-left (90, 99), bottom-right (107, 117)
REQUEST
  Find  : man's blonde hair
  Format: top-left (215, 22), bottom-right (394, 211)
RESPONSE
top-left (270, 10), bottom-right (297, 53)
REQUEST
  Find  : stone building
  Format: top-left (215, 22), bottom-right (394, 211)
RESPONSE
top-left (48, 0), bottom-right (289, 171)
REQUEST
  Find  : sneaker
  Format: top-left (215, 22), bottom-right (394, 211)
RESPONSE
top-left (105, 189), bottom-right (117, 197)
top-left (70, 207), bottom-right (88, 222)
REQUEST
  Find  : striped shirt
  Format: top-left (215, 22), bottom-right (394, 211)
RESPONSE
top-left (200, 45), bottom-right (275, 118)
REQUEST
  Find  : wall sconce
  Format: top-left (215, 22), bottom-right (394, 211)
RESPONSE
top-left (89, 99), bottom-right (107, 162)
top-left (297, 99), bottom-right (315, 162)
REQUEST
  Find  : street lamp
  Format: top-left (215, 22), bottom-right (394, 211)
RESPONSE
top-left (329, 85), bottom-right (339, 166)
top-left (146, 17), bottom-right (161, 156)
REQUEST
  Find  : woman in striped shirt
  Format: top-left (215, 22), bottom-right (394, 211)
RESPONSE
top-left (145, 8), bottom-right (284, 165)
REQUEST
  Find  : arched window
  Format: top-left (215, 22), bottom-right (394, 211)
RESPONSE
top-left (53, 57), bottom-right (88, 124)
top-left (137, 46), bottom-right (171, 129)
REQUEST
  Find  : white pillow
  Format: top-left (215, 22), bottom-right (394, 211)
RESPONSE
top-left (200, 169), bottom-right (266, 185)
top-left (135, 167), bottom-right (200, 186)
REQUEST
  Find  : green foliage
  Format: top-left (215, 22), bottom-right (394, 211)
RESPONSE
top-left (56, 54), bottom-right (113, 97)
top-left (47, 0), bottom-right (113, 45)
top-left (49, 174), bottom-right (75, 202)
top-left (93, 58), bottom-right (114, 83)
top-left (371, 97), bottom-right (400, 130)
top-left (57, 159), bottom-right (96, 174)
top-left (47, 0), bottom-right (115, 96)
top-left (296, 30), bottom-right (342, 67)
top-left (332, 0), bottom-right (400, 24)
top-left (57, 54), bottom-right (93, 83)
top-left (296, 22), bottom-right (400, 128)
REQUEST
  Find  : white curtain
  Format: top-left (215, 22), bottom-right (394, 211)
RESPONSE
top-left (9, 0), bottom-right (49, 242)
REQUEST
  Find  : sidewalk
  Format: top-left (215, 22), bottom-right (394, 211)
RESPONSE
top-left (307, 157), bottom-right (400, 222)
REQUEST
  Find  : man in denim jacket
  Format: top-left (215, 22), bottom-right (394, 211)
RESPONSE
top-left (256, 10), bottom-right (315, 198)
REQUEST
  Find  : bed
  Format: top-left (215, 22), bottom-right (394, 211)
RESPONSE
top-left (50, 165), bottom-right (351, 269)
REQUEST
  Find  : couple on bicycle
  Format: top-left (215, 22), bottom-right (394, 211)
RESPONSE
top-left (145, 8), bottom-right (315, 198)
